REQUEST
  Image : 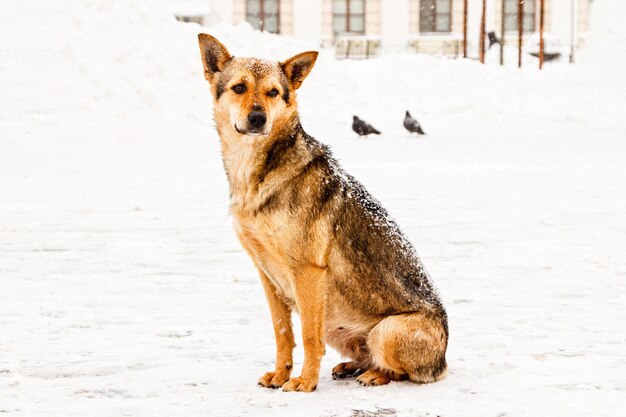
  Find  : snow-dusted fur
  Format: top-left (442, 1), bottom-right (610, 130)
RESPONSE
top-left (198, 34), bottom-right (448, 392)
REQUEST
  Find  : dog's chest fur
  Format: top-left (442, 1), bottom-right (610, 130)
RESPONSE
top-left (221, 135), bottom-right (258, 202)
top-left (222, 134), bottom-right (300, 304)
top-left (233, 215), bottom-right (297, 304)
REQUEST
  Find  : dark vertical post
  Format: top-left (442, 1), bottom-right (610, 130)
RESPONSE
top-left (569, 0), bottom-right (576, 63)
top-left (479, 0), bottom-right (486, 63)
top-left (500, 0), bottom-right (506, 65)
top-left (277, 0), bottom-right (281, 34)
top-left (518, 0), bottom-right (523, 68)
top-left (539, 0), bottom-right (545, 69)
top-left (463, 0), bottom-right (468, 58)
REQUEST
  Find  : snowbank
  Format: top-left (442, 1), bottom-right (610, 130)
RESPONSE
top-left (3, 0), bottom-right (623, 136)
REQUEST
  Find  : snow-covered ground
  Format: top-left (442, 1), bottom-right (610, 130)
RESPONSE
top-left (1, 1), bottom-right (625, 416)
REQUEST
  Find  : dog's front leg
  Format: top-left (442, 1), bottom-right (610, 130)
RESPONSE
top-left (282, 265), bottom-right (326, 392)
top-left (257, 270), bottom-right (296, 389)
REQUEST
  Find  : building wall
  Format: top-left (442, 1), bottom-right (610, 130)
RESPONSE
top-left (465, 0), bottom-right (482, 47)
top-left (365, 0), bottom-right (381, 35)
top-left (408, 0), bottom-right (419, 34)
top-left (548, 0), bottom-right (590, 48)
top-left (577, 0), bottom-right (589, 33)
top-left (226, 0), bottom-right (592, 51)
top-left (381, 0), bottom-right (410, 44)
top-left (545, 0), bottom-right (553, 32)
top-left (321, 0), bottom-right (332, 43)
top-left (280, 0), bottom-right (294, 35)
top-left (293, 0), bottom-right (323, 43)
top-left (451, 0), bottom-right (465, 34)
top-left (233, 0), bottom-right (245, 23)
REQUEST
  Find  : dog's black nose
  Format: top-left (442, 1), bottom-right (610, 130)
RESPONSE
top-left (248, 111), bottom-right (267, 129)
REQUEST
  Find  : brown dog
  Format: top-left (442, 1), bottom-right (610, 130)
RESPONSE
top-left (198, 34), bottom-right (448, 392)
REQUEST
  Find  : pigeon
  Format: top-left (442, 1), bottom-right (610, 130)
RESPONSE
top-left (403, 110), bottom-right (425, 135)
top-left (352, 115), bottom-right (381, 137)
top-left (488, 31), bottom-right (501, 49)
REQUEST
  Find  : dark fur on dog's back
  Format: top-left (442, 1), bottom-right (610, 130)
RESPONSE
top-left (253, 122), bottom-right (446, 319)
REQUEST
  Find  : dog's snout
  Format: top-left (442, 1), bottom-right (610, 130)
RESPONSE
top-left (248, 111), bottom-right (267, 129)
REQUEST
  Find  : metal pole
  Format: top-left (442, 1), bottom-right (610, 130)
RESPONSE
top-left (500, 0), bottom-right (505, 65)
top-left (539, 0), bottom-right (545, 69)
top-left (480, 0), bottom-right (486, 63)
top-left (569, 0), bottom-right (576, 63)
top-left (463, 0), bottom-right (468, 58)
top-left (518, 0), bottom-right (523, 68)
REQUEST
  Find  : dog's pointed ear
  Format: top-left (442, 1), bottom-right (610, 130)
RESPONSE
top-left (198, 34), bottom-right (232, 83)
top-left (280, 51), bottom-right (318, 90)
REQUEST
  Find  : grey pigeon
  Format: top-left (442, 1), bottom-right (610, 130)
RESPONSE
top-left (488, 31), bottom-right (501, 48)
top-left (403, 110), bottom-right (425, 135)
top-left (352, 115), bottom-right (381, 137)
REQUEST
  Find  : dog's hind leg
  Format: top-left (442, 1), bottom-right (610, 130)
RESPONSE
top-left (356, 368), bottom-right (407, 386)
top-left (359, 311), bottom-right (448, 386)
top-left (329, 333), bottom-right (370, 379)
top-left (332, 361), bottom-right (365, 379)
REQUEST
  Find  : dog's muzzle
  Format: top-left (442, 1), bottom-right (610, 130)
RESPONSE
top-left (234, 111), bottom-right (270, 136)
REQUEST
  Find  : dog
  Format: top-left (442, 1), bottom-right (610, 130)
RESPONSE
top-left (197, 34), bottom-right (448, 392)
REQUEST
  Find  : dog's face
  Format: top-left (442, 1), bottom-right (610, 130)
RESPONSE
top-left (198, 34), bottom-right (318, 138)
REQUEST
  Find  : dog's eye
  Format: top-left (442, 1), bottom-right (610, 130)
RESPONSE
top-left (267, 88), bottom-right (279, 98)
top-left (231, 84), bottom-right (246, 94)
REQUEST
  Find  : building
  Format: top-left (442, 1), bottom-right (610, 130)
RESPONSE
top-left (170, 0), bottom-right (591, 59)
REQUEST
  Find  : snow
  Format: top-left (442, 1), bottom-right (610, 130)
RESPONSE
top-left (1, 0), bottom-right (625, 416)
top-left (169, 0), bottom-right (212, 17)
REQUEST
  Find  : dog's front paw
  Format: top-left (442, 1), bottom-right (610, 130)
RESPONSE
top-left (282, 376), bottom-right (318, 392)
top-left (258, 371), bottom-right (290, 389)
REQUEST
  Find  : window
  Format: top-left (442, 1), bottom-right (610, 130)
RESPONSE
top-left (420, 0), bottom-right (452, 33)
top-left (246, 0), bottom-right (280, 34)
top-left (333, 0), bottom-right (365, 35)
top-left (504, 0), bottom-right (536, 32)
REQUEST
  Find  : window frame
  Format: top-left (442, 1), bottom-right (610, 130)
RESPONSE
top-left (333, 0), bottom-right (366, 36)
top-left (246, 0), bottom-right (281, 34)
top-left (419, 0), bottom-right (453, 33)
top-left (503, 0), bottom-right (536, 33)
